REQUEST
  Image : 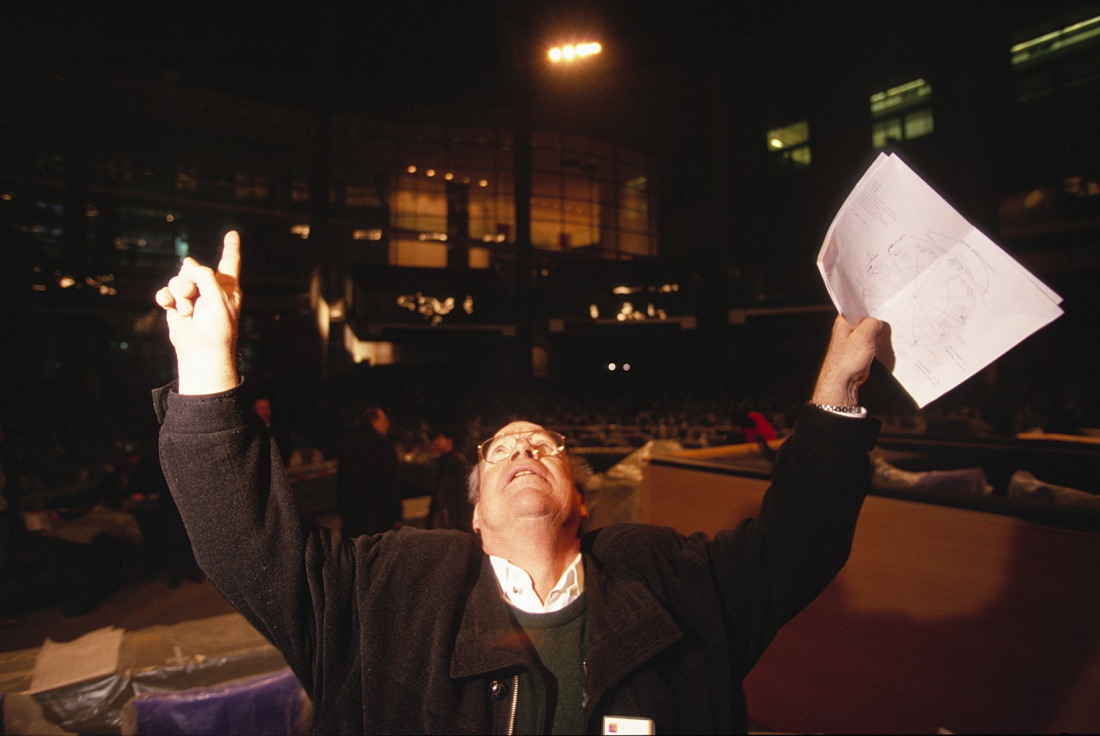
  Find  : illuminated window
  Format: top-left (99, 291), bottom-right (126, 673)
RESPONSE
top-left (234, 174), bottom-right (270, 201)
top-left (766, 121), bottom-right (811, 167)
top-left (1012, 15), bottom-right (1100, 67)
top-left (346, 184), bottom-right (380, 207)
top-left (291, 180), bottom-right (309, 203)
top-left (870, 79), bottom-right (933, 148)
top-left (1011, 14), bottom-right (1100, 102)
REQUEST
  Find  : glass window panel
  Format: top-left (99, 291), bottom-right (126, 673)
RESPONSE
top-left (468, 217), bottom-right (494, 242)
top-left (619, 164), bottom-right (644, 186)
top-left (904, 108), bottom-right (934, 139)
top-left (621, 180), bottom-right (648, 215)
top-left (468, 246), bottom-right (491, 269)
top-left (619, 208), bottom-right (649, 234)
top-left (487, 170), bottom-right (513, 194)
top-left (392, 178), bottom-right (447, 233)
top-left (469, 187), bottom-right (510, 242)
top-left (532, 172), bottom-right (560, 197)
top-left (1011, 14), bottom-right (1100, 66)
top-left (495, 196), bottom-right (515, 223)
top-left (390, 238), bottom-right (448, 268)
top-left (870, 79), bottom-right (932, 117)
top-left (468, 197), bottom-right (514, 244)
top-left (563, 209), bottom-right (593, 228)
top-left (346, 184), bottom-right (381, 207)
top-left (561, 175), bottom-right (592, 202)
top-left (531, 219), bottom-right (560, 250)
top-left (531, 198), bottom-right (560, 222)
top-left (619, 230), bottom-right (651, 257)
top-left (872, 118), bottom-right (903, 148)
top-left (766, 120), bottom-right (810, 151)
top-left (787, 145), bottom-right (812, 166)
top-left (564, 224), bottom-right (597, 248)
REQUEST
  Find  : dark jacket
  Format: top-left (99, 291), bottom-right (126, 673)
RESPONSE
top-left (155, 384), bottom-right (877, 734)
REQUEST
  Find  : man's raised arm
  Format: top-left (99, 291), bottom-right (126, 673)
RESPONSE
top-left (717, 313), bottom-right (884, 672)
top-left (155, 230), bottom-right (242, 395)
top-left (153, 232), bottom-right (323, 688)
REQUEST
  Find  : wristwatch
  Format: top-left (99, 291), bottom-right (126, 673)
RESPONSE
top-left (808, 402), bottom-right (867, 417)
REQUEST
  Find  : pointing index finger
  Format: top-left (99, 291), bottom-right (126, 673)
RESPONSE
top-left (217, 230), bottom-right (241, 280)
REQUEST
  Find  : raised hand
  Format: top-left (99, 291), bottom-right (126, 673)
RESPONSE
top-left (811, 315), bottom-right (884, 408)
top-left (155, 231), bottom-right (243, 395)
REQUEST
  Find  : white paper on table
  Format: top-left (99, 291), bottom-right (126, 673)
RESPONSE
top-left (817, 153), bottom-right (1064, 408)
top-left (28, 626), bottom-right (124, 694)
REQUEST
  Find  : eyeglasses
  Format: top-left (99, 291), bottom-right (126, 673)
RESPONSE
top-left (477, 429), bottom-right (567, 464)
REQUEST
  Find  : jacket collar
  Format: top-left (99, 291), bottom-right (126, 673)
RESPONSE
top-left (449, 556), bottom-right (537, 679)
top-left (580, 548), bottom-right (684, 709)
top-left (448, 547), bottom-right (684, 693)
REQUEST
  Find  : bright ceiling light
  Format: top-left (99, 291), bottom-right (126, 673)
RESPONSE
top-left (548, 41), bottom-right (602, 64)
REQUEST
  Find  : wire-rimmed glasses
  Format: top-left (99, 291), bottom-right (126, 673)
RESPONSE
top-left (477, 429), bottom-right (566, 464)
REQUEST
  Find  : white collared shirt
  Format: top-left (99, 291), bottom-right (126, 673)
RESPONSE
top-left (489, 551), bottom-right (585, 614)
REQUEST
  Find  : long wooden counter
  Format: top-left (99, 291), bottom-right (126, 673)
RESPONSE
top-left (641, 442), bottom-right (1100, 734)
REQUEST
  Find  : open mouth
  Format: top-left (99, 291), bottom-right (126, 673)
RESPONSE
top-left (508, 465), bottom-right (545, 483)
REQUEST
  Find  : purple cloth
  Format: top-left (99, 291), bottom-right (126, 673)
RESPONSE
top-left (126, 668), bottom-right (305, 736)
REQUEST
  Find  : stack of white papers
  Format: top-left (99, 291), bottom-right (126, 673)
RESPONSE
top-left (817, 153), bottom-right (1063, 408)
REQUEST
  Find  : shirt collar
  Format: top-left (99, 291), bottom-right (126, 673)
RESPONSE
top-left (489, 551), bottom-right (585, 614)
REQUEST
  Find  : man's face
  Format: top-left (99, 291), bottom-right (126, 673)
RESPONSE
top-left (472, 421), bottom-right (586, 538)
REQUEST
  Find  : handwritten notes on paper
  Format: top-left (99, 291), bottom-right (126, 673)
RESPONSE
top-left (818, 153), bottom-right (1063, 408)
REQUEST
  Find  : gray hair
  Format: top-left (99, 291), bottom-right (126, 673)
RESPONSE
top-left (466, 454), bottom-right (593, 505)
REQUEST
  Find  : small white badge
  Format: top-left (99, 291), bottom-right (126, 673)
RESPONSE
top-left (602, 715), bottom-right (655, 734)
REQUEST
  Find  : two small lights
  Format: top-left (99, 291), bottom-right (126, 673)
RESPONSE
top-left (548, 42), bottom-right (602, 63)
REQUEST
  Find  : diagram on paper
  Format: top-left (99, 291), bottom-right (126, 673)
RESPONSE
top-left (860, 231), bottom-right (988, 349)
top-left (817, 152), bottom-right (1062, 408)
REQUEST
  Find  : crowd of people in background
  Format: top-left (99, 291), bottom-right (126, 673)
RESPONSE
top-left (0, 362), bottom-right (1094, 625)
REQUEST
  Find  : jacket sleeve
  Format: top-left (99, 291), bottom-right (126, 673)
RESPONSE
top-left (153, 381), bottom-right (340, 694)
top-left (711, 403), bottom-right (879, 676)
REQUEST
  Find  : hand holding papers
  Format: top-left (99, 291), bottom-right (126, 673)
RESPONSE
top-left (817, 153), bottom-right (1063, 408)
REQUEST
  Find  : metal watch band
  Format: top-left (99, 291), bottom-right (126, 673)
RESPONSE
top-left (807, 402), bottom-right (865, 415)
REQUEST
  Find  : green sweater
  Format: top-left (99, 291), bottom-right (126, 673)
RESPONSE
top-left (511, 594), bottom-right (589, 735)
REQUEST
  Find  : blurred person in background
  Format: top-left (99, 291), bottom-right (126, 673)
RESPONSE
top-left (337, 405), bottom-right (402, 537)
top-left (425, 424), bottom-right (473, 532)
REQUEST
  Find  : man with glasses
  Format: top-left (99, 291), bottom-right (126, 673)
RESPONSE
top-left (155, 232), bottom-right (882, 734)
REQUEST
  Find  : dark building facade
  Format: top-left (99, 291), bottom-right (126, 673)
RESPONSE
top-left (2, 1), bottom-right (1098, 441)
